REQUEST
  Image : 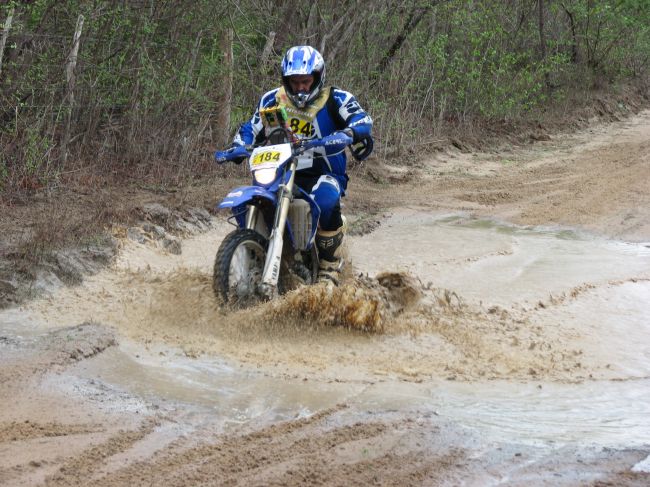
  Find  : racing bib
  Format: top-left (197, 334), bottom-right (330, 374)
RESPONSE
top-left (288, 118), bottom-right (315, 137)
top-left (273, 87), bottom-right (332, 170)
top-left (275, 86), bottom-right (331, 139)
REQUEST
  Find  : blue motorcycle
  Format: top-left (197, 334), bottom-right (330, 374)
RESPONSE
top-left (213, 106), bottom-right (353, 305)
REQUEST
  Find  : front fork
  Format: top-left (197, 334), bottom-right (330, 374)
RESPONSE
top-left (259, 163), bottom-right (297, 298)
top-left (245, 205), bottom-right (259, 230)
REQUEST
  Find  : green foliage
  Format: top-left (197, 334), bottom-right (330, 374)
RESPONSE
top-left (23, 127), bottom-right (49, 176)
top-left (0, 159), bottom-right (8, 192)
top-left (1, 0), bottom-right (649, 192)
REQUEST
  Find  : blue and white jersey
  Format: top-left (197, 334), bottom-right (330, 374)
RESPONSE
top-left (233, 87), bottom-right (373, 192)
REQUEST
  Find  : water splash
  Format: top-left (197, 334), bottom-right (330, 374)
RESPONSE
top-left (267, 272), bottom-right (423, 333)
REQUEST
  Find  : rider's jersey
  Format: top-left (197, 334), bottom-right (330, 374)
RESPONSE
top-left (233, 86), bottom-right (373, 192)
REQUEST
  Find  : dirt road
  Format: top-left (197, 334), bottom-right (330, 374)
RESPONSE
top-left (1, 111), bottom-right (650, 486)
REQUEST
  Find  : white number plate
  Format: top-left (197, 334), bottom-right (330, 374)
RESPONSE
top-left (249, 144), bottom-right (291, 170)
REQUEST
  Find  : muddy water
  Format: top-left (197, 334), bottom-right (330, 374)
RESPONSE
top-left (352, 209), bottom-right (650, 307)
top-left (75, 344), bottom-right (650, 448)
top-left (2, 210), bottom-right (650, 448)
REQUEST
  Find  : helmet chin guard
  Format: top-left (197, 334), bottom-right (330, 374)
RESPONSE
top-left (281, 46), bottom-right (325, 108)
top-left (291, 91), bottom-right (311, 108)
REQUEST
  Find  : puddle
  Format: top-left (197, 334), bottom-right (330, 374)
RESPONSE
top-left (351, 209), bottom-right (650, 307)
top-left (358, 379), bottom-right (650, 448)
top-left (2, 211), bottom-right (650, 449)
top-left (533, 280), bottom-right (650, 378)
top-left (72, 342), bottom-right (650, 448)
top-left (73, 342), bottom-right (360, 427)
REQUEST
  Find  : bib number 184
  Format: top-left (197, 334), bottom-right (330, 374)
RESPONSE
top-left (252, 150), bottom-right (281, 165)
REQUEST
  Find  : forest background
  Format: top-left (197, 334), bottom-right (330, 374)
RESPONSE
top-left (1, 0), bottom-right (649, 198)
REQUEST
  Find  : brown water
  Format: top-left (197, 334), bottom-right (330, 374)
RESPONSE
top-left (3, 211), bottom-right (650, 448)
top-left (66, 341), bottom-right (650, 448)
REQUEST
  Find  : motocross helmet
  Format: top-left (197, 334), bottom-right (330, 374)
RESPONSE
top-left (281, 46), bottom-right (325, 108)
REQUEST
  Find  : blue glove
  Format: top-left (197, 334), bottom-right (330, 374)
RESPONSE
top-left (214, 144), bottom-right (250, 164)
top-left (305, 131), bottom-right (353, 154)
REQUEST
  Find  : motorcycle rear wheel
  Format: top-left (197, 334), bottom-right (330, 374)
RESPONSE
top-left (213, 229), bottom-right (268, 305)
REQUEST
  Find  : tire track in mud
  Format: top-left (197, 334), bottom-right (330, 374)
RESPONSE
top-left (0, 421), bottom-right (103, 443)
top-left (50, 405), bottom-right (467, 487)
top-left (0, 324), bottom-right (154, 487)
top-left (448, 120), bottom-right (650, 240)
top-left (42, 420), bottom-right (158, 487)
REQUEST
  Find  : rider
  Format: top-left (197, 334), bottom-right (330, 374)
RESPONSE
top-left (216, 45), bottom-right (373, 285)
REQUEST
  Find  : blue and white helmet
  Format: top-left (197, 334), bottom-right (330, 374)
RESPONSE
top-left (281, 46), bottom-right (326, 108)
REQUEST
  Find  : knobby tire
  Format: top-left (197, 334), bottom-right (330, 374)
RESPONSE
top-left (213, 229), bottom-right (268, 305)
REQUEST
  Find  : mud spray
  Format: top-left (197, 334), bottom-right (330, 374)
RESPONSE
top-left (267, 272), bottom-right (423, 333)
top-left (23, 211), bottom-right (650, 383)
top-left (27, 261), bottom-right (592, 383)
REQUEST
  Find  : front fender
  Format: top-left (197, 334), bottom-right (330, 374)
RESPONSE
top-left (217, 185), bottom-right (277, 209)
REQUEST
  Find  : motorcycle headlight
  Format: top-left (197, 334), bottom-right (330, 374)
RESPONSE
top-left (253, 167), bottom-right (277, 186)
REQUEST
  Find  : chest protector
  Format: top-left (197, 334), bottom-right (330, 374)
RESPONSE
top-left (275, 86), bottom-right (331, 139)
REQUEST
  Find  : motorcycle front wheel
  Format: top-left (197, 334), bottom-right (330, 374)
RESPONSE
top-left (213, 229), bottom-right (268, 305)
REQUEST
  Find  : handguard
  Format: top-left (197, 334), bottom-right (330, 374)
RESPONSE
top-left (350, 136), bottom-right (374, 161)
top-left (215, 144), bottom-right (250, 164)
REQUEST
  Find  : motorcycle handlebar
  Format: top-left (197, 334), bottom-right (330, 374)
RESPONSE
top-left (218, 133), bottom-right (353, 164)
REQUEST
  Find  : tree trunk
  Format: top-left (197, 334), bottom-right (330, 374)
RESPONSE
top-left (561, 3), bottom-right (579, 64)
top-left (372, 1), bottom-right (447, 85)
top-left (538, 0), bottom-right (547, 61)
top-left (62, 14), bottom-right (84, 166)
top-left (260, 31), bottom-right (276, 74)
top-left (183, 30), bottom-right (203, 96)
top-left (538, 0), bottom-right (550, 90)
top-left (215, 27), bottom-right (233, 148)
top-left (0, 6), bottom-right (14, 78)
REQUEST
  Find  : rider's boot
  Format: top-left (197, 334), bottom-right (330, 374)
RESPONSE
top-left (315, 218), bottom-right (347, 286)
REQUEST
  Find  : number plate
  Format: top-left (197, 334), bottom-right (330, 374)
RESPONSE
top-left (249, 143), bottom-right (292, 170)
top-left (252, 150), bottom-right (281, 166)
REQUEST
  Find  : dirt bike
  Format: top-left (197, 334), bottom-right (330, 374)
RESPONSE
top-left (213, 105), bottom-right (354, 305)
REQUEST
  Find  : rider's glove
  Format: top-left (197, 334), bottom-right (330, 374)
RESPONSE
top-left (305, 131), bottom-right (353, 154)
top-left (350, 135), bottom-right (374, 161)
top-left (214, 144), bottom-right (249, 164)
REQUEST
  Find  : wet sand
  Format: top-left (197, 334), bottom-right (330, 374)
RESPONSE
top-left (2, 111), bottom-right (650, 485)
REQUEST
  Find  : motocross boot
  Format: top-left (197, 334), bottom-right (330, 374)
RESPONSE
top-left (315, 217), bottom-right (347, 286)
